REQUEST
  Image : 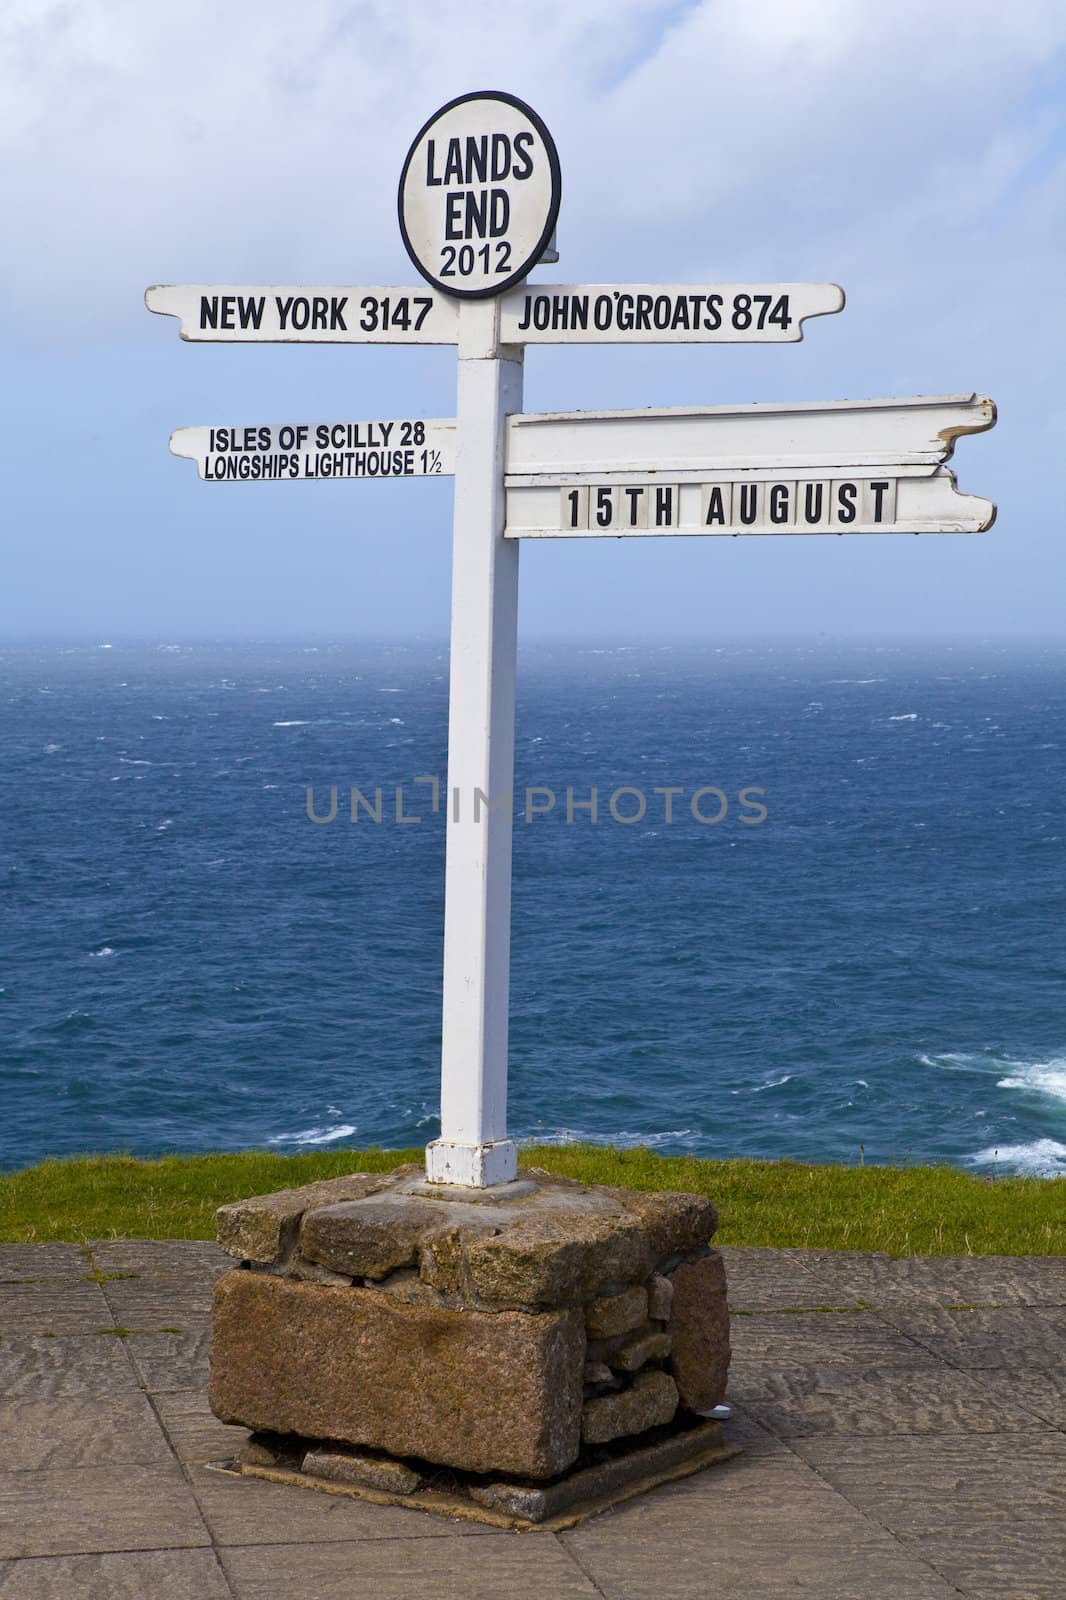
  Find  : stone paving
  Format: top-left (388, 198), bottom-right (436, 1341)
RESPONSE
top-left (0, 1239), bottom-right (1063, 1598)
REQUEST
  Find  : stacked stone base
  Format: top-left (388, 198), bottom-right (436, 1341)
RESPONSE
top-left (224, 1413), bottom-right (737, 1529)
top-left (209, 1164), bottom-right (734, 1522)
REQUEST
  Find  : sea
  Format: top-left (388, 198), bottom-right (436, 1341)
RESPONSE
top-left (2, 638), bottom-right (1064, 1177)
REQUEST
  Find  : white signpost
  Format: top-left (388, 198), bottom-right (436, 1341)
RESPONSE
top-left (148, 93), bottom-right (996, 1190)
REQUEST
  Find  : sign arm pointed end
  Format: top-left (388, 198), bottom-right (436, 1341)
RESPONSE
top-left (794, 283), bottom-right (846, 338)
top-left (936, 395), bottom-right (998, 459)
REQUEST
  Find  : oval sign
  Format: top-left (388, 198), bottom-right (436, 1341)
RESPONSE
top-left (398, 91), bottom-right (561, 301)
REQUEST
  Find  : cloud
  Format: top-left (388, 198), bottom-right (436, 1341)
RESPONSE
top-left (2, 0), bottom-right (1063, 337)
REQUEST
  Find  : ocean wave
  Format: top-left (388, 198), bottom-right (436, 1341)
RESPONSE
top-left (89, 946), bottom-right (115, 958)
top-left (753, 1074), bottom-right (793, 1092)
top-left (273, 720), bottom-right (308, 727)
top-left (267, 1123), bottom-right (357, 1146)
top-left (968, 1139), bottom-right (1066, 1176)
top-left (921, 1050), bottom-right (1066, 1107)
top-left (997, 1059), bottom-right (1066, 1106)
top-left (887, 713), bottom-right (918, 722)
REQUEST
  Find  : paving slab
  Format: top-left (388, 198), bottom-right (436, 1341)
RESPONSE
top-left (220, 1531), bottom-right (597, 1600)
top-left (0, 1393), bottom-right (176, 1471)
top-left (0, 1245), bottom-right (90, 1282)
top-left (876, 1303), bottom-right (1066, 1369)
top-left (98, 1277), bottom-right (216, 1327)
top-left (729, 1307), bottom-right (927, 1365)
top-left (186, 1462), bottom-right (496, 1547)
top-left (560, 1453), bottom-right (964, 1600)
top-left (715, 1246), bottom-right (837, 1309)
top-left (88, 1239), bottom-right (230, 1276)
top-left (0, 1279), bottom-right (113, 1336)
top-left (152, 1388), bottom-right (248, 1465)
top-left (727, 1358), bottom-right (1053, 1437)
top-left (982, 1367), bottom-right (1066, 1429)
top-left (0, 1333), bottom-right (139, 1398)
top-left (793, 1432), bottom-right (1066, 1524)
top-left (125, 1327), bottom-right (211, 1391)
top-left (0, 1548), bottom-right (234, 1599)
top-left (797, 1249), bottom-right (1066, 1307)
top-left (0, 1461), bottom-right (211, 1558)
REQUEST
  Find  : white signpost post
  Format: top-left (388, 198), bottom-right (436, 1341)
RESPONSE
top-left (149, 92), bottom-right (996, 1190)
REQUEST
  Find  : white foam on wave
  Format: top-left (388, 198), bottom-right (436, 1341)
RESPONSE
top-left (997, 1059), bottom-right (1066, 1106)
top-left (89, 946), bottom-right (115, 958)
top-left (922, 1049), bottom-right (1066, 1107)
top-left (43, 743), bottom-right (62, 754)
top-left (268, 1123), bottom-right (357, 1146)
top-left (753, 1074), bottom-right (792, 1092)
top-left (968, 1139), bottom-right (1066, 1176)
top-left (887, 713), bottom-right (918, 721)
top-left (273, 720), bottom-right (308, 727)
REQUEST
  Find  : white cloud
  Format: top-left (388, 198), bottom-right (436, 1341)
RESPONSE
top-left (2, 0), bottom-right (1063, 335)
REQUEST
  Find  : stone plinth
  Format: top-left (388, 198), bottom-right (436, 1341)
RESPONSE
top-left (210, 1165), bottom-right (731, 1494)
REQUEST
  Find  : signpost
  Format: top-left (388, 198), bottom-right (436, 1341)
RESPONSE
top-left (148, 92), bottom-right (996, 1189)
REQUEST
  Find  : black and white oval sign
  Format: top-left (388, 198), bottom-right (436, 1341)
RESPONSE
top-left (398, 92), bottom-right (561, 301)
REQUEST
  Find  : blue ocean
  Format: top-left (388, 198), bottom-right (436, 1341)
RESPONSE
top-left (2, 639), bottom-right (1064, 1177)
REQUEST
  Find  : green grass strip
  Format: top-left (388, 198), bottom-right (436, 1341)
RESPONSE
top-left (0, 1145), bottom-right (1061, 1257)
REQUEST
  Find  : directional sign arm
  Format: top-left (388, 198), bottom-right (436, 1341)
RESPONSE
top-left (145, 285), bottom-right (460, 344)
top-left (501, 395), bottom-right (997, 537)
top-left (168, 420), bottom-right (456, 480)
top-left (498, 283), bottom-right (844, 343)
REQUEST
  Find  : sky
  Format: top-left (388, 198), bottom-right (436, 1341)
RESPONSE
top-left (2, 0), bottom-right (1064, 642)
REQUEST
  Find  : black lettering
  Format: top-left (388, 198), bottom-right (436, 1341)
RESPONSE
top-left (836, 482), bottom-right (858, 523)
top-left (489, 188), bottom-right (509, 237)
top-left (594, 295), bottom-right (612, 330)
top-left (635, 294), bottom-right (653, 331)
top-left (511, 130), bottom-right (534, 178)
top-left (869, 481), bottom-right (890, 522)
top-left (444, 137), bottom-right (464, 183)
top-left (491, 133), bottom-right (511, 180)
top-left (276, 295), bottom-right (295, 329)
top-left (199, 295), bottom-right (219, 330)
top-left (219, 295), bottom-right (236, 330)
top-left (330, 295), bottom-right (348, 330)
top-left (704, 294), bottom-right (722, 330)
top-left (465, 135), bottom-right (488, 183)
top-left (516, 295), bottom-right (532, 331)
top-left (237, 295), bottom-right (264, 330)
top-left (670, 296), bottom-right (691, 330)
top-left (653, 295), bottom-right (672, 330)
top-left (769, 484), bottom-right (790, 524)
top-left (445, 193), bottom-right (464, 240)
top-left (425, 139), bottom-right (442, 185)
top-left (803, 483), bottom-right (825, 524)
top-left (704, 486), bottom-right (727, 526)
top-left (464, 188), bottom-right (488, 239)
top-left (624, 487), bottom-right (644, 525)
top-left (532, 296), bottom-right (550, 331)
top-left (739, 484), bottom-right (758, 525)
top-left (654, 486), bottom-right (674, 527)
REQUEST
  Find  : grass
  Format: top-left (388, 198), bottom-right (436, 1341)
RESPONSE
top-left (1, 1144), bottom-right (1062, 1256)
